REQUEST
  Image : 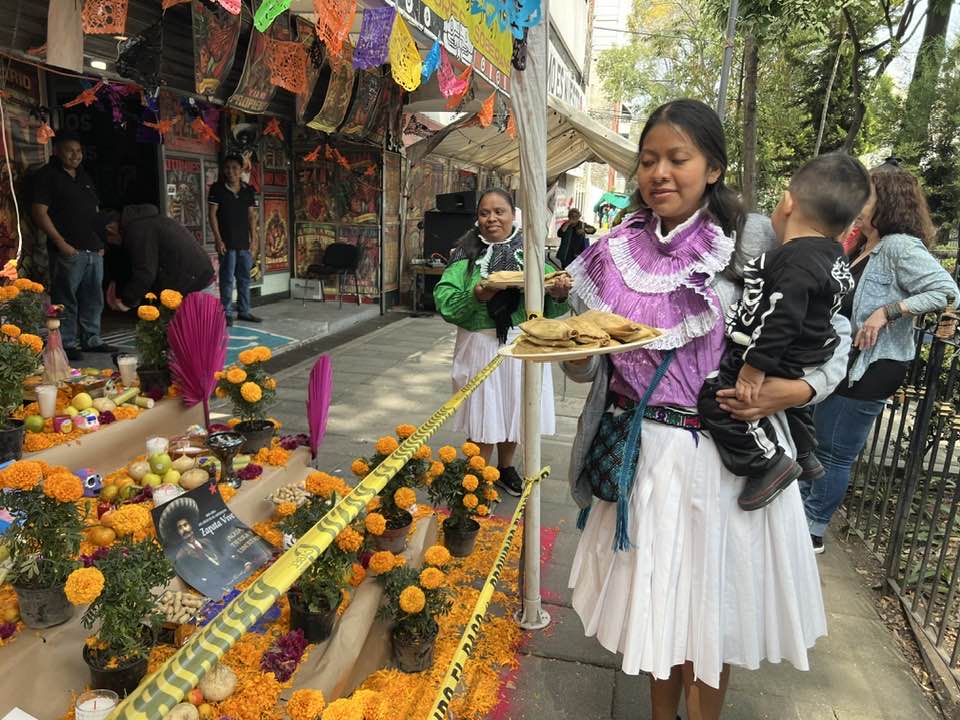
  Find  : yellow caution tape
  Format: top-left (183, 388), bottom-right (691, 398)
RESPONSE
top-left (111, 353), bottom-right (505, 719)
top-left (427, 467), bottom-right (548, 720)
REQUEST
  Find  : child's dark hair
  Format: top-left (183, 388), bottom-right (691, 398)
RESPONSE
top-left (453, 188), bottom-right (516, 265)
top-left (634, 99), bottom-right (743, 238)
top-left (789, 153), bottom-right (871, 237)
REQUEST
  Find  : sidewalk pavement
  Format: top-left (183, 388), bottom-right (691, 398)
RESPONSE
top-left (262, 315), bottom-right (942, 720)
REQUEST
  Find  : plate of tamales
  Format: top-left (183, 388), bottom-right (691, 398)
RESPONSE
top-left (482, 270), bottom-right (572, 290)
top-left (499, 310), bottom-right (663, 362)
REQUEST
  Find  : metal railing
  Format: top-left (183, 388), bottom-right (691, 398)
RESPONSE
top-left (843, 310), bottom-right (960, 673)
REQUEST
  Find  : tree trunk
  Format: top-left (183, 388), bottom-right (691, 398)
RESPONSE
top-left (897, 0), bottom-right (953, 157)
top-left (741, 34), bottom-right (759, 211)
top-left (814, 34), bottom-right (844, 157)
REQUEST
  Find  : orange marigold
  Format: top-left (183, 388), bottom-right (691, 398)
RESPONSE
top-left (483, 487), bottom-right (500, 502)
top-left (368, 550), bottom-right (398, 575)
top-left (18, 334), bottom-right (42, 353)
top-left (144, 292), bottom-right (157, 300)
top-left (438, 446), bottom-right (457, 463)
top-left (1, 323), bottom-right (20, 338)
top-left (348, 562), bottom-right (366, 587)
top-left (159, 289), bottom-right (182, 310)
top-left (65, 567), bottom-right (105, 605)
top-left (137, 305), bottom-right (160, 321)
top-left (364, 512), bottom-right (386, 536)
top-left (240, 382), bottom-right (262, 403)
top-left (12, 278), bottom-right (32, 290)
top-left (461, 442), bottom-right (480, 458)
top-left (238, 349), bottom-right (257, 365)
top-left (398, 585), bottom-right (426, 614)
top-left (219, 484), bottom-right (237, 503)
top-left (321, 698), bottom-right (363, 720)
top-left (462, 493), bottom-right (478, 509)
top-left (423, 545), bottom-right (451, 567)
top-left (43, 472), bottom-right (84, 502)
top-left (476, 504), bottom-right (490, 517)
top-left (419, 566), bottom-right (445, 590)
top-left (226, 367), bottom-right (247, 384)
top-left (336, 527), bottom-right (363, 553)
top-left (276, 501), bottom-right (297, 517)
top-left (306, 471), bottom-right (341, 499)
top-left (0, 460), bottom-right (42, 490)
top-left (468, 455), bottom-right (486, 470)
top-left (1, 285), bottom-right (18, 299)
top-left (287, 688), bottom-right (326, 720)
top-left (393, 486), bottom-right (416, 510)
top-left (414, 444), bottom-right (432, 460)
top-left (226, 417), bottom-right (241, 428)
top-left (395, 424), bottom-right (417, 439)
top-left (214, 387), bottom-right (228, 398)
top-left (254, 345), bottom-right (273, 362)
top-left (350, 459), bottom-right (369, 477)
top-left (482, 466), bottom-right (500, 484)
top-left (107, 503), bottom-right (152, 537)
top-left (265, 377), bottom-right (277, 391)
top-left (374, 436), bottom-right (399, 456)
top-left (462, 474), bottom-right (479, 492)
top-left (365, 496), bottom-right (381, 512)
top-left (428, 461), bottom-right (445, 478)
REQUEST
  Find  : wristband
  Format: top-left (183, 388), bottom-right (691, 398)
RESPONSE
top-left (883, 302), bottom-right (903, 322)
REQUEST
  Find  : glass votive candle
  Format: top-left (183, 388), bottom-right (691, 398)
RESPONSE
top-left (146, 436), bottom-right (169, 457)
top-left (74, 689), bottom-right (118, 720)
top-left (36, 384), bottom-right (58, 419)
top-left (117, 354), bottom-right (138, 386)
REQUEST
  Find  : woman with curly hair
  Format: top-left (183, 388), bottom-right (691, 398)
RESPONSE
top-left (804, 159), bottom-right (959, 554)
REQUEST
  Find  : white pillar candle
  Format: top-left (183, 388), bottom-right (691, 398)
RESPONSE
top-left (117, 354), bottom-right (138, 386)
top-left (74, 690), bottom-right (118, 720)
top-left (35, 385), bottom-right (57, 419)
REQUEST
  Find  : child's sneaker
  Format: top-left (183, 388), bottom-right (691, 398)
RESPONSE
top-left (738, 454), bottom-right (802, 511)
top-left (811, 534), bottom-right (825, 554)
top-left (798, 453), bottom-right (826, 481)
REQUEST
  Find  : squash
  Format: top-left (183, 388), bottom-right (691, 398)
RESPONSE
top-left (164, 703), bottom-right (199, 720)
top-left (198, 662), bottom-right (237, 702)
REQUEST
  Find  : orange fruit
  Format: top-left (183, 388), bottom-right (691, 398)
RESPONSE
top-left (88, 526), bottom-right (116, 547)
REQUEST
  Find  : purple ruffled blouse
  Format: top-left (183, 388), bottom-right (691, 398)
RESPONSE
top-left (566, 209), bottom-right (734, 408)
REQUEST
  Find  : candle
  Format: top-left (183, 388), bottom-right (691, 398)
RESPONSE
top-left (36, 384), bottom-right (57, 419)
top-left (146, 436), bottom-right (169, 457)
top-left (74, 690), bottom-right (118, 720)
top-left (117, 354), bottom-right (138, 386)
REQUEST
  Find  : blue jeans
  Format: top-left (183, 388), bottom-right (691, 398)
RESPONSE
top-left (51, 251), bottom-right (104, 350)
top-left (801, 393), bottom-right (887, 536)
top-left (219, 249), bottom-right (252, 317)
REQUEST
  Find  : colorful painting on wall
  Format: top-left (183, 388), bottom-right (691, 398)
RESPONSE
top-left (294, 223), bottom-right (336, 277)
top-left (159, 90), bottom-right (221, 156)
top-left (228, 3), bottom-right (291, 113)
top-left (164, 156), bottom-right (204, 244)
top-left (293, 135), bottom-right (380, 225)
top-left (262, 196), bottom-right (290, 273)
top-left (191, 0), bottom-right (241, 97)
top-left (294, 16), bottom-right (324, 124)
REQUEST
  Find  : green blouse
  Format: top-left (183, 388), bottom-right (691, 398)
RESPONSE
top-left (433, 257), bottom-right (569, 332)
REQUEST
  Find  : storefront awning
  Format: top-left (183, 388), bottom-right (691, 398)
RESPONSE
top-left (593, 191), bottom-right (631, 212)
top-left (406, 96), bottom-right (636, 181)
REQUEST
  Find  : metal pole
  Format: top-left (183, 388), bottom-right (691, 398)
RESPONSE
top-left (716, 0), bottom-right (740, 121)
top-left (512, 0), bottom-right (551, 631)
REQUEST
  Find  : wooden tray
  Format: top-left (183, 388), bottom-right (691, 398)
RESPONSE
top-left (498, 333), bottom-right (663, 362)
top-left (482, 277), bottom-right (569, 290)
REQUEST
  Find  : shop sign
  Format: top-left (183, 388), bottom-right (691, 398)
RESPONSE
top-left (548, 42), bottom-right (584, 109)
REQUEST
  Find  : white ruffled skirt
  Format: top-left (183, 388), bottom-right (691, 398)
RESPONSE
top-left (451, 328), bottom-right (556, 444)
top-left (569, 421), bottom-right (826, 688)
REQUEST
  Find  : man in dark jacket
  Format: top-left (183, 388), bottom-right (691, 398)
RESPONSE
top-left (104, 204), bottom-right (214, 311)
top-left (556, 208), bottom-right (596, 268)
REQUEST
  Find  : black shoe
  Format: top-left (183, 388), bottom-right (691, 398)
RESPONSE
top-left (811, 534), bottom-right (825, 554)
top-left (798, 453), bottom-right (826, 482)
top-left (738, 454), bottom-right (802, 511)
top-left (65, 347), bottom-right (84, 362)
top-left (497, 466), bottom-right (523, 497)
top-left (237, 313), bottom-right (263, 323)
top-left (83, 343), bottom-right (119, 354)
top-left (226, 315), bottom-right (234, 327)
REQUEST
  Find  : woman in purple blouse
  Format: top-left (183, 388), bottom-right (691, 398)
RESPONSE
top-left (562, 99), bottom-right (850, 719)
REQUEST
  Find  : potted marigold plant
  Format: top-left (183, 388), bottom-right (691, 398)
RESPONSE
top-left (278, 471), bottom-right (364, 642)
top-left (427, 443), bottom-right (500, 557)
top-left (353, 425), bottom-right (432, 554)
top-left (376, 544), bottom-right (452, 673)
top-left (67, 536), bottom-right (174, 696)
top-left (1, 278), bottom-right (47, 335)
top-left (135, 289), bottom-right (182, 394)
top-left (0, 460), bottom-right (84, 628)
top-left (215, 345), bottom-right (277, 452)
top-left (0, 323), bottom-right (43, 462)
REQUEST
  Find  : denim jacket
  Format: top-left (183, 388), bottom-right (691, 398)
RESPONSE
top-left (848, 233), bottom-right (959, 386)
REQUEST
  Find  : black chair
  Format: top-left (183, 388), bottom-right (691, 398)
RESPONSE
top-left (303, 242), bottom-right (361, 308)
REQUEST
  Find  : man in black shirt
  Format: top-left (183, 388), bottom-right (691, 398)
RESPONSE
top-left (31, 132), bottom-right (115, 360)
top-left (208, 155), bottom-right (261, 325)
top-left (556, 208), bottom-right (596, 268)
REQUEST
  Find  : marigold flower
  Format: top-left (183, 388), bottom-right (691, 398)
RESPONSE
top-left (238, 349), bottom-right (257, 365)
top-left (287, 688), bottom-right (326, 720)
top-left (265, 377), bottom-right (277, 391)
top-left (351, 459), bottom-right (369, 477)
top-left (107, 503), bottom-right (152, 537)
top-left (428, 461), bottom-right (445, 478)
top-left (374, 436), bottom-right (399, 456)
top-left (462, 474), bottom-right (479, 492)
top-left (476, 504), bottom-right (490, 517)
top-left (423, 545), bottom-right (451, 567)
top-left (368, 550), bottom-right (398, 575)
top-left (214, 370), bottom-right (225, 380)
top-left (468, 456), bottom-right (486, 470)
top-left (65, 567), bottom-right (105, 605)
top-left (305, 471), bottom-right (341, 499)
top-left (482, 466), bottom-right (500, 484)
top-left (219, 484), bottom-right (237, 503)
top-left (364, 512), bottom-right (386, 536)
top-left (393, 486), bottom-right (416, 510)
top-left (43, 472), bottom-right (84, 502)
top-left (321, 698), bottom-right (363, 720)
top-left (395, 424), bottom-right (417, 439)
top-left (366, 497), bottom-right (381, 512)
top-left (2, 285), bottom-right (18, 299)
top-left (30, 281), bottom-right (44, 293)
top-left (463, 493), bottom-right (479, 509)
top-left (336, 527), bottom-right (363, 553)
top-left (12, 278), bottom-right (32, 290)
top-left (414, 444), bottom-right (432, 460)
top-left (484, 487), bottom-right (500, 502)
top-left (137, 305), bottom-right (160, 321)
top-left (144, 292), bottom-right (157, 300)
top-left (461, 442), bottom-right (480, 458)
top-left (227, 417), bottom-right (241, 428)
top-left (254, 345), bottom-right (273, 362)
top-left (438, 446), bottom-right (457, 463)
top-left (349, 562), bottom-right (366, 587)
top-left (18, 334), bottom-right (42, 353)
top-left (215, 387), bottom-right (228, 399)
top-left (240, 382), bottom-right (262, 403)
top-left (0, 460), bottom-right (42, 490)
top-left (226, 367), bottom-right (247, 384)
top-left (1, 323), bottom-right (20, 338)
top-left (159, 289), bottom-right (183, 310)
top-left (419, 567), bottom-right (445, 590)
top-left (276, 501), bottom-right (297, 518)
top-left (398, 585), bottom-right (426, 614)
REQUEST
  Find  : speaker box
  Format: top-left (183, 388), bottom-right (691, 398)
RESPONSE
top-left (436, 190), bottom-right (477, 212)
top-left (423, 209), bottom-right (475, 260)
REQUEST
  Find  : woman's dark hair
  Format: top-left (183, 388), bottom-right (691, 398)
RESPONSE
top-left (869, 162), bottom-right (936, 248)
top-left (633, 99), bottom-right (744, 238)
top-left (453, 188), bottom-right (517, 265)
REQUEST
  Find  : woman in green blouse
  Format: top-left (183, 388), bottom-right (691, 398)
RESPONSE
top-left (433, 189), bottom-right (572, 496)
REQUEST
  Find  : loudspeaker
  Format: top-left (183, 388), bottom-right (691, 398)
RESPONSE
top-left (436, 190), bottom-right (477, 212)
top-left (423, 209), bottom-right (475, 260)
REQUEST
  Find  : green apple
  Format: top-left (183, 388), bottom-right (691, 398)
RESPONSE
top-left (149, 453), bottom-right (172, 475)
top-left (24, 415), bottom-right (45, 433)
top-left (142, 473), bottom-right (162, 488)
top-left (162, 469), bottom-right (181, 486)
top-left (64, 406), bottom-right (79, 417)
top-left (100, 485), bottom-right (119, 502)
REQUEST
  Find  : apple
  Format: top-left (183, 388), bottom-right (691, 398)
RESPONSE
top-left (71, 392), bottom-right (93, 411)
top-left (128, 460), bottom-right (151, 482)
top-left (142, 473), bottom-right (162, 488)
top-left (64, 406), bottom-right (79, 417)
top-left (163, 469), bottom-right (181, 486)
top-left (99, 486), bottom-right (120, 502)
top-left (197, 704), bottom-right (214, 719)
top-left (187, 689), bottom-right (204, 706)
top-left (24, 415), bottom-right (44, 433)
top-left (149, 453), bottom-right (172, 475)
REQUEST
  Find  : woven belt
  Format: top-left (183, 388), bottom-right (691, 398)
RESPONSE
top-left (610, 394), bottom-right (702, 430)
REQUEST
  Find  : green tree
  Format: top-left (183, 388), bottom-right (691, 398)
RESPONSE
top-left (922, 40), bottom-right (960, 232)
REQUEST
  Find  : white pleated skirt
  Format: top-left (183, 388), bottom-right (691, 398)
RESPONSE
top-left (569, 421), bottom-right (826, 689)
top-left (451, 327), bottom-right (556, 444)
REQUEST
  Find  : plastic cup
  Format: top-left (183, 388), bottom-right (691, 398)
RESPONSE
top-left (75, 690), bottom-right (118, 720)
top-left (36, 384), bottom-right (58, 419)
top-left (117, 354), bottom-right (138, 386)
